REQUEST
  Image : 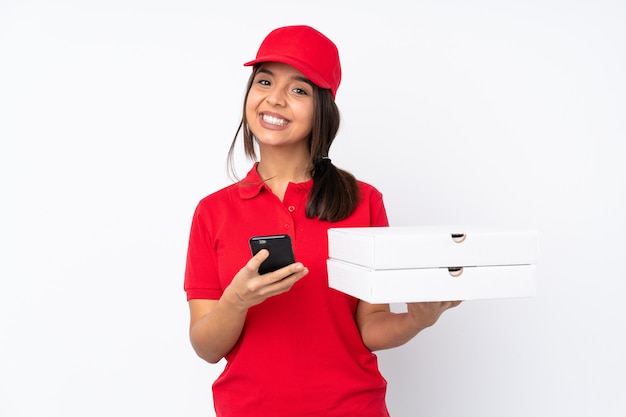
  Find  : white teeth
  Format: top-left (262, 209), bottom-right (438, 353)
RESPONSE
top-left (262, 114), bottom-right (288, 126)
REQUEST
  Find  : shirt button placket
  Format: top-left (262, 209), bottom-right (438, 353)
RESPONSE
top-left (283, 184), bottom-right (301, 233)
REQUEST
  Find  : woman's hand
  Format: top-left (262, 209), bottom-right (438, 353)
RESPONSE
top-left (189, 250), bottom-right (308, 363)
top-left (222, 249), bottom-right (309, 310)
top-left (406, 300), bottom-right (463, 330)
top-left (356, 300), bottom-right (462, 351)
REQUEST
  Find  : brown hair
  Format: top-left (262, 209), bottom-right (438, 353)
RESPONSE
top-left (227, 66), bottom-right (360, 222)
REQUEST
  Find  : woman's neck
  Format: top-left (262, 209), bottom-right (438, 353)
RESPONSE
top-left (256, 151), bottom-right (312, 201)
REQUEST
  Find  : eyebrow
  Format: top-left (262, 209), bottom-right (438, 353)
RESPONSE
top-left (257, 67), bottom-right (314, 87)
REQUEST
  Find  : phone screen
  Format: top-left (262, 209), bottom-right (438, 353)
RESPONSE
top-left (249, 235), bottom-right (296, 275)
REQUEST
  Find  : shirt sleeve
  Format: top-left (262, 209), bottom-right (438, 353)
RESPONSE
top-left (369, 188), bottom-right (390, 227)
top-left (183, 201), bottom-right (224, 300)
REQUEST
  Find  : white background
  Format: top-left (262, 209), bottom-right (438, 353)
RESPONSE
top-left (1, 0), bottom-right (624, 416)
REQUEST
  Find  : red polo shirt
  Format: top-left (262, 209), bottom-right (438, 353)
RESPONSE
top-left (184, 164), bottom-right (390, 417)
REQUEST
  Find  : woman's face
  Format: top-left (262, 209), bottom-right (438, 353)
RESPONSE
top-left (245, 62), bottom-right (315, 151)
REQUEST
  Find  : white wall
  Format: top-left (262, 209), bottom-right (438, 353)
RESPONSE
top-left (1, 1), bottom-right (624, 416)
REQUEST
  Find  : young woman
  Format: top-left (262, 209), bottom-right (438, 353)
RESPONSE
top-left (184, 25), bottom-right (461, 417)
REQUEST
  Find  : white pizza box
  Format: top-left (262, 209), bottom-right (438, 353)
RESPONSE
top-left (327, 226), bottom-right (538, 270)
top-left (327, 259), bottom-right (537, 303)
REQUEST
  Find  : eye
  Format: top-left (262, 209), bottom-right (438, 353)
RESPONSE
top-left (293, 87), bottom-right (310, 96)
top-left (257, 79), bottom-right (271, 86)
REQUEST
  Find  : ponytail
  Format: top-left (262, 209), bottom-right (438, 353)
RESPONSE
top-left (305, 88), bottom-right (360, 222)
top-left (306, 156), bottom-right (360, 222)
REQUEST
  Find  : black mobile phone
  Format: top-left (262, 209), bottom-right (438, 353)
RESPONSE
top-left (249, 234), bottom-right (296, 275)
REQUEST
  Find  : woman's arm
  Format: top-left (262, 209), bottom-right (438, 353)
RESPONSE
top-left (355, 300), bottom-right (461, 351)
top-left (188, 250), bottom-right (309, 363)
top-left (188, 298), bottom-right (247, 364)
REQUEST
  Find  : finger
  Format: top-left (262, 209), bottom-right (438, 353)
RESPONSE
top-left (263, 262), bottom-right (308, 284)
top-left (280, 262), bottom-right (307, 277)
top-left (245, 249), bottom-right (270, 274)
top-left (261, 264), bottom-right (309, 294)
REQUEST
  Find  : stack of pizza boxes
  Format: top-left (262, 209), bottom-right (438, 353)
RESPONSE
top-left (327, 226), bottom-right (538, 303)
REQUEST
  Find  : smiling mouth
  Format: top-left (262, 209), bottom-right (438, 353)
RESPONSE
top-left (262, 114), bottom-right (289, 126)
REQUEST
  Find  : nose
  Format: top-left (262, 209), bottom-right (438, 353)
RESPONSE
top-left (266, 88), bottom-right (286, 106)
